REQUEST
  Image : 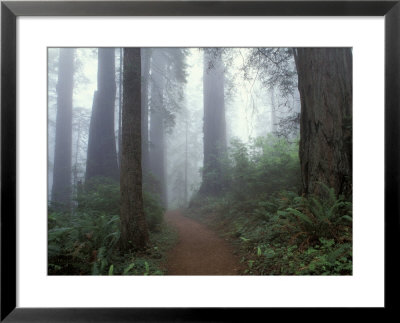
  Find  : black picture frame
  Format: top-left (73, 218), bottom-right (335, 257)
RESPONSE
top-left (1, 1), bottom-right (399, 321)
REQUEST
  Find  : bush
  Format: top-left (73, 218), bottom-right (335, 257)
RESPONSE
top-left (48, 210), bottom-right (120, 275)
top-left (223, 135), bottom-right (301, 200)
top-left (143, 190), bottom-right (164, 231)
top-left (76, 176), bottom-right (164, 231)
top-left (48, 177), bottom-right (166, 275)
top-left (188, 135), bottom-right (352, 275)
top-left (76, 177), bottom-right (120, 215)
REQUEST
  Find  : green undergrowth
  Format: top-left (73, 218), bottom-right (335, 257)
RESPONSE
top-left (48, 177), bottom-right (178, 275)
top-left (187, 135), bottom-right (352, 275)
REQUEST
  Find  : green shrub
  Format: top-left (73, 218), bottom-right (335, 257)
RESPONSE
top-left (143, 190), bottom-right (164, 231)
top-left (49, 177), bottom-right (165, 275)
top-left (223, 135), bottom-right (301, 200)
top-left (76, 177), bottom-right (120, 215)
top-left (76, 176), bottom-right (164, 231)
top-left (188, 171), bottom-right (352, 275)
top-left (278, 184), bottom-right (352, 248)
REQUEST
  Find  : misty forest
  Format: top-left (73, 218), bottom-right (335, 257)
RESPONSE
top-left (48, 47), bottom-right (352, 276)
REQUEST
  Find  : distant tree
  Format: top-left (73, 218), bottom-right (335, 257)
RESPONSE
top-left (293, 48), bottom-right (352, 198)
top-left (86, 48), bottom-right (119, 182)
top-left (149, 48), bottom-right (188, 206)
top-left (199, 49), bottom-right (227, 196)
top-left (141, 48), bottom-right (151, 173)
top-left (244, 48), bottom-right (300, 138)
top-left (72, 107), bottom-right (90, 193)
top-left (120, 48), bottom-right (149, 251)
top-left (149, 48), bottom-right (167, 206)
top-left (51, 48), bottom-right (74, 209)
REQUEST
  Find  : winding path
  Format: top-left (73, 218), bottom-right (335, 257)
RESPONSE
top-left (165, 210), bottom-right (243, 275)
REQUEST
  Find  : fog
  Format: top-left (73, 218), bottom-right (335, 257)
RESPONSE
top-left (48, 47), bottom-right (300, 208)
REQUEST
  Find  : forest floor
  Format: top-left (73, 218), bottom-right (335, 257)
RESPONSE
top-left (165, 210), bottom-right (244, 275)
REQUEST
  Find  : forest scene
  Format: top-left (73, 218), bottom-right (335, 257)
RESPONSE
top-left (48, 47), bottom-right (352, 276)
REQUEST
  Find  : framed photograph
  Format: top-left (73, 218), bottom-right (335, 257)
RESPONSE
top-left (1, 0), bottom-right (398, 321)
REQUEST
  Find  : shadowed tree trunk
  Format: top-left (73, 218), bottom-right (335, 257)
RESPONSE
top-left (199, 49), bottom-right (227, 196)
top-left (120, 48), bottom-right (149, 251)
top-left (293, 48), bottom-right (352, 198)
top-left (51, 48), bottom-right (74, 209)
top-left (86, 48), bottom-right (119, 182)
top-left (149, 49), bottom-right (167, 206)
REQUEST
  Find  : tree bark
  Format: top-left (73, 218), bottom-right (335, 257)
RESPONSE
top-left (120, 48), bottom-right (149, 251)
top-left (199, 49), bottom-right (227, 196)
top-left (51, 48), bottom-right (74, 209)
top-left (86, 48), bottom-right (119, 182)
top-left (293, 48), bottom-right (352, 198)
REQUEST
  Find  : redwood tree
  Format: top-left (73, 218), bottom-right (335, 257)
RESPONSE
top-left (149, 49), bottom-right (167, 206)
top-left (51, 48), bottom-right (74, 208)
top-left (120, 48), bottom-right (149, 251)
top-left (199, 49), bottom-right (227, 196)
top-left (293, 48), bottom-right (352, 198)
top-left (86, 48), bottom-right (119, 182)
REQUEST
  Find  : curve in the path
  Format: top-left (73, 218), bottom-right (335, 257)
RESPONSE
top-left (165, 210), bottom-right (243, 275)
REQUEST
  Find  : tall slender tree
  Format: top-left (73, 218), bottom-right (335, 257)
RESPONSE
top-left (120, 48), bottom-right (149, 251)
top-left (148, 48), bottom-right (188, 206)
top-left (199, 49), bottom-right (227, 196)
top-left (51, 48), bottom-right (74, 208)
top-left (149, 49), bottom-right (167, 206)
top-left (293, 48), bottom-right (352, 198)
top-left (141, 48), bottom-right (151, 173)
top-left (86, 48), bottom-right (119, 182)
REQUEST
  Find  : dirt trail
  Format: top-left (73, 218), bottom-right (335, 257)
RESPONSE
top-left (165, 210), bottom-right (243, 275)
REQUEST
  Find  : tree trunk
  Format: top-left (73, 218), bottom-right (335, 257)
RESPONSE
top-left (86, 48), bottom-right (119, 182)
top-left (293, 48), bottom-right (352, 198)
top-left (199, 49), bottom-right (227, 196)
top-left (120, 48), bottom-right (149, 251)
top-left (141, 48), bottom-right (151, 173)
top-left (72, 114), bottom-right (82, 190)
top-left (51, 48), bottom-right (74, 209)
top-left (149, 49), bottom-right (167, 206)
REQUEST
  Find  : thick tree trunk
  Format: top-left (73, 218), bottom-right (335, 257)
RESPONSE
top-left (199, 50), bottom-right (227, 196)
top-left (86, 48), bottom-right (119, 182)
top-left (293, 48), bottom-right (352, 198)
top-left (141, 48), bottom-right (151, 173)
top-left (120, 48), bottom-right (149, 251)
top-left (51, 48), bottom-right (74, 209)
top-left (149, 49), bottom-right (167, 206)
